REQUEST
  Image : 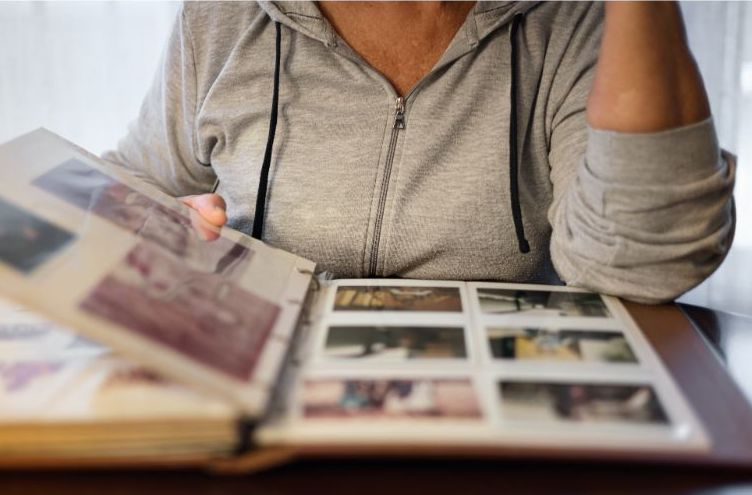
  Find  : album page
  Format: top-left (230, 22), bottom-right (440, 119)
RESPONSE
top-left (257, 279), bottom-right (710, 456)
top-left (0, 129), bottom-right (315, 416)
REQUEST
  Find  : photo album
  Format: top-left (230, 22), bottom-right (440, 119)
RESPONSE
top-left (0, 130), bottom-right (713, 470)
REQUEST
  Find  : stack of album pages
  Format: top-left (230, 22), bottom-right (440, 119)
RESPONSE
top-left (0, 299), bottom-right (238, 460)
top-left (0, 130), bottom-right (713, 469)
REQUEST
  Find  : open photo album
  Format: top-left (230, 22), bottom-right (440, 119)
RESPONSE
top-left (0, 130), bottom-right (713, 469)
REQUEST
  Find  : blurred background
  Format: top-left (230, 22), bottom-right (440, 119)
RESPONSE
top-left (0, 1), bottom-right (749, 316)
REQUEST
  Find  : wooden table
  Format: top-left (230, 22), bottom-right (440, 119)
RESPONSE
top-left (1, 303), bottom-right (751, 494)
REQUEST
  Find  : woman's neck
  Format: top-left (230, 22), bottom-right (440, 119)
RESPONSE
top-left (318, 1), bottom-right (476, 96)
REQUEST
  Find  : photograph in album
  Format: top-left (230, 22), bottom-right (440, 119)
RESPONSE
top-left (302, 378), bottom-right (481, 419)
top-left (487, 327), bottom-right (637, 363)
top-left (498, 381), bottom-right (669, 426)
top-left (323, 325), bottom-right (467, 361)
top-left (79, 242), bottom-right (280, 381)
top-left (477, 288), bottom-right (610, 317)
top-left (334, 285), bottom-right (462, 312)
top-left (34, 159), bottom-right (252, 275)
top-left (0, 197), bottom-right (75, 274)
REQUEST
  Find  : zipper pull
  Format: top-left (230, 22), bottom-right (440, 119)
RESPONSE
top-left (393, 97), bottom-right (405, 129)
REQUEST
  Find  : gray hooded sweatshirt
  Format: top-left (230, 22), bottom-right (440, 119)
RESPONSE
top-left (104, 1), bottom-right (736, 303)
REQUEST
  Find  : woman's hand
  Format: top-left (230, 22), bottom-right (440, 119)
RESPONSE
top-left (179, 193), bottom-right (227, 241)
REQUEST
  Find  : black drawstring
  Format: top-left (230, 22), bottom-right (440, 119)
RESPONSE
top-left (245, 17), bottom-right (527, 254)
top-left (508, 13), bottom-right (530, 254)
top-left (252, 21), bottom-right (282, 240)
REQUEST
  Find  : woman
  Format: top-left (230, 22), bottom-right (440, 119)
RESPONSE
top-left (105, 1), bottom-right (735, 302)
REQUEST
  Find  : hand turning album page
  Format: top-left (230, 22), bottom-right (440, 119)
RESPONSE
top-left (257, 279), bottom-right (710, 457)
top-left (0, 129), bottom-right (315, 417)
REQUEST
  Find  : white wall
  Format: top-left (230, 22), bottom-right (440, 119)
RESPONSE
top-left (0, 1), bottom-right (179, 154)
top-left (679, 1), bottom-right (752, 314)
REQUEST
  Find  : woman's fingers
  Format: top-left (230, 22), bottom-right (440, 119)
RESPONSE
top-left (179, 194), bottom-right (228, 242)
top-left (179, 194), bottom-right (227, 227)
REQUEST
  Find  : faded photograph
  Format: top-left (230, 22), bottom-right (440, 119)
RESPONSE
top-left (488, 327), bottom-right (637, 363)
top-left (478, 288), bottom-right (610, 317)
top-left (324, 326), bottom-right (467, 361)
top-left (88, 358), bottom-right (233, 418)
top-left (303, 378), bottom-right (481, 419)
top-left (0, 196), bottom-right (74, 273)
top-left (79, 242), bottom-right (280, 381)
top-left (334, 285), bottom-right (462, 312)
top-left (33, 159), bottom-right (251, 275)
top-left (499, 381), bottom-right (669, 426)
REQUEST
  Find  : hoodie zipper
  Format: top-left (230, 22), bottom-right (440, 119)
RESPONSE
top-left (368, 96), bottom-right (406, 277)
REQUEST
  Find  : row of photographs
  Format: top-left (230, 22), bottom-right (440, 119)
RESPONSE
top-left (332, 285), bottom-right (611, 318)
top-left (297, 376), bottom-right (670, 428)
top-left (317, 284), bottom-right (635, 367)
top-left (318, 324), bottom-right (637, 364)
top-left (0, 159), bottom-right (254, 277)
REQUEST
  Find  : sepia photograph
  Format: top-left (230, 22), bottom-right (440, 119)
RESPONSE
top-left (324, 326), bottom-right (467, 361)
top-left (79, 242), bottom-right (280, 381)
top-left (487, 327), bottom-right (637, 363)
top-left (334, 285), bottom-right (462, 312)
top-left (0, 196), bottom-right (75, 273)
top-left (477, 288), bottom-right (610, 317)
top-left (498, 381), bottom-right (669, 426)
top-left (34, 159), bottom-right (251, 276)
top-left (302, 378), bottom-right (481, 419)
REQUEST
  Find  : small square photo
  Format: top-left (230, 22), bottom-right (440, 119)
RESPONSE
top-left (324, 326), bottom-right (467, 361)
top-left (488, 327), bottom-right (637, 363)
top-left (0, 196), bottom-right (74, 273)
top-left (477, 288), bottom-right (609, 317)
top-left (498, 381), bottom-right (669, 426)
top-left (302, 378), bottom-right (481, 419)
top-left (334, 285), bottom-right (462, 312)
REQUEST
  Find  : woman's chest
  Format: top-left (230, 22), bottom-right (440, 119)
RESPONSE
top-left (194, 27), bottom-right (556, 282)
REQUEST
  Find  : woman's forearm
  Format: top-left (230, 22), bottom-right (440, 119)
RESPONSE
top-left (587, 1), bottom-right (710, 132)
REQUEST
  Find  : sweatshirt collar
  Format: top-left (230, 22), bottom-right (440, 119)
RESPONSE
top-left (258, 1), bottom-right (539, 50)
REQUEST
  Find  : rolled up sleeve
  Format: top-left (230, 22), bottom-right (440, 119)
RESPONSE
top-left (550, 117), bottom-right (736, 303)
